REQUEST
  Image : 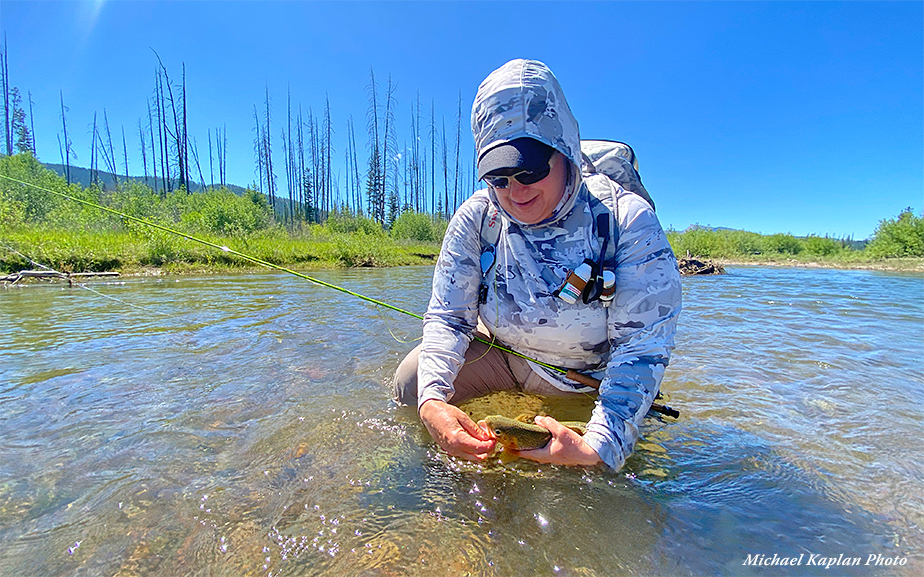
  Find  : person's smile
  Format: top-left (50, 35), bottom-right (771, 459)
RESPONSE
top-left (490, 152), bottom-right (567, 225)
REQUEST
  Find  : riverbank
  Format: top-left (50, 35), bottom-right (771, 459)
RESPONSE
top-left (103, 256), bottom-right (924, 277)
top-left (3, 238), bottom-right (921, 281)
top-left (3, 222), bottom-right (921, 279)
top-left (0, 227), bottom-right (442, 277)
top-left (715, 256), bottom-right (924, 273)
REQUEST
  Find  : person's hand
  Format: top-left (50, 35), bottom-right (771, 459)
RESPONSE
top-left (419, 400), bottom-right (496, 461)
top-left (516, 415), bottom-right (602, 467)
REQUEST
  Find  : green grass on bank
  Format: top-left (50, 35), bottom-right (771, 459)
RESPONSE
top-left (1, 153), bottom-right (444, 273)
top-left (0, 226), bottom-right (441, 274)
top-left (666, 218), bottom-right (924, 271)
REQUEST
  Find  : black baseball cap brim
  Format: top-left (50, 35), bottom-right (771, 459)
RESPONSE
top-left (477, 137), bottom-right (555, 180)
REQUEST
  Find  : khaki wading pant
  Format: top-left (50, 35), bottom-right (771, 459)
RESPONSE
top-left (393, 329), bottom-right (588, 407)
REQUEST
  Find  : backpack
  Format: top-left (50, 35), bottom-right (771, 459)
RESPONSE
top-left (579, 140), bottom-right (654, 212)
top-left (479, 140), bottom-right (653, 305)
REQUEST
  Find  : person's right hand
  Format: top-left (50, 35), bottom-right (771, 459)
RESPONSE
top-left (418, 399), bottom-right (496, 461)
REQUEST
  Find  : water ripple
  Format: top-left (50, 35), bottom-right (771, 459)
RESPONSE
top-left (1, 266), bottom-right (921, 576)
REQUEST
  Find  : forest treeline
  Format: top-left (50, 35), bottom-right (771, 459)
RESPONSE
top-left (0, 152), bottom-right (446, 272)
top-left (0, 39), bottom-right (477, 230)
top-left (2, 153), bottom-right (922, 276)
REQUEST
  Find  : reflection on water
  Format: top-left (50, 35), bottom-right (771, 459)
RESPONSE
top-left (1, 266), bottom-right (922, 575)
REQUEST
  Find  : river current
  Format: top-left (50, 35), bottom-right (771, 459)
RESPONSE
top-left (1, 265), bottom-right (922, 576)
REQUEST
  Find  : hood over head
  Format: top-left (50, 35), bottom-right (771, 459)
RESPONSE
top-left (472, 59), bottom-right (583, 227)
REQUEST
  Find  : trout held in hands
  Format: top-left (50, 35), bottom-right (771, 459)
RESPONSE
top-left (483, 415), bottom-right (587, 451)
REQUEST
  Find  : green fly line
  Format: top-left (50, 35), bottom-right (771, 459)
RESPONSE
top-left (0, 173), bottom-right (570, 376)
top-left (2, 241), bottom-right (171, 317)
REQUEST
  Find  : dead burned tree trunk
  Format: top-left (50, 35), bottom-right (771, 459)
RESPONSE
top-left (102, 109), bottom-right (118, 186)
top-left (380, 75), bottom-right (397, 224)
top-left (453, 90), bottom-right (461, 214)
top-left (441, 117), bottom-right (448, 219)
top-left (350, 116), bottom-right (362, 215)
top-left (263, 84), bottom-right (275, 210)
top-left (365, 67), bottom-right (383, 224)
top-left (122, 126), bottom-right (129, 180)
top-left (218, 124), bottom-right (227, 187)
top-left (90, 112), bottom-right (99, 186)
top-left (324, 95), bottom-right (333, 218)
top-left (154, 70), bottom-right (170, 194)
top-left (1, 35), bottom-right (11, 156)
top-left (253, 105), bottom-right (265, 196)
top-left (59, 91), bottom-right (73, 184)
top-left (152, 50), bottom-right (187, 192)
top-left (138, 118), bottom-right (149, 184)
top-left (181, 63), bottom-right (189, 190)
top-left (430, 99), bottom-right (436, 214)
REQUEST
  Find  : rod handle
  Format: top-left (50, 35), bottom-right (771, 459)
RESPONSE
top-left (565, 370), bottom-right (680, 418)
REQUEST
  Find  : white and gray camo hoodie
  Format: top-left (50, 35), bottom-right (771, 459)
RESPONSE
top-left (418, 59), bottom-right (682, 470)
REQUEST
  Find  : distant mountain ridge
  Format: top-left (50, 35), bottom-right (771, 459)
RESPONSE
top-left (682, 223), bottom-right (867, 250)
top-left (43, 162), bottom-right (249, 197)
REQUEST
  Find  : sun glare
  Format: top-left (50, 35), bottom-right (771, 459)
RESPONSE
top-left (87, 0), bottom-right (107, 32)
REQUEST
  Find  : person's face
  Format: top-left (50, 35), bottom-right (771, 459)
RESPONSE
top-left (489, 152), bottom-right (567, 224)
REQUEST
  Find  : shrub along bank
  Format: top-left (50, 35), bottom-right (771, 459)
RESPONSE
top-left (1, 153), bottom-right (444, 273)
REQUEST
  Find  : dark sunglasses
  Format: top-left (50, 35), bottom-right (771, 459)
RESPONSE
top-left (483, 164), bottom-right (552, 189)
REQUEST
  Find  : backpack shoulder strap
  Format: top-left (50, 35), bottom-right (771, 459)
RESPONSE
top-left (584, 176), bottom-right (618, 270)
top-left (478, 200), bottom-right (501, 304)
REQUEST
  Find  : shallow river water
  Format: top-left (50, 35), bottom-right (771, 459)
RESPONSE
top-left (1, 265), bottom-right (922, 576)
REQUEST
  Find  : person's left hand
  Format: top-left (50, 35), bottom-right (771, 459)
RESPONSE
top-left (516, 415), bottom-right (603, 467)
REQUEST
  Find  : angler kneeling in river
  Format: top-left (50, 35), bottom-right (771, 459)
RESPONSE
top-left (394, 59), bottom-right (682, 469)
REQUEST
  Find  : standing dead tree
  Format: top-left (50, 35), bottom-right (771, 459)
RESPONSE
top-left (151, 50), bottom-right (189, 192)
top-left (89, 112), bottom-right (98, 186)
top-left (100, 109), bottom-right (118, 186)
top-left (452, 90), bottom-right (462, 213)
top-left (409, 93), bottom-right (420, 211)
top-left (59, 91), bottom-right (74, 184)
top-left (380, 74), bottom-right (397, 225)
top-left (441, 117), bottom-right (449, 219)
top-left (153, 69), bottom-right (170, 194)
top-left (138, 118), bottom-right (149, 185)
top-left (145, 98), bottom-right (161, 194)
top-left (121, 126), bottom-right (129, 180)
top-left (349, 115), bottom-right (362, 215)
top-left (282, 86), bottom-right (295, 226)
top-left (365, 67), bottom-right (383, 224)
top-left (217, 124), bottom-right (227, 187)
top-left (309, 108), bottom-right (320, 222)
top-left (1, 35), bottom-right (11, 156)
top-left (263, 84), bottom-right (276, 208)
top-left (323, 95), bottom-right (333, 219)
top-left (295, 106), bottom-right (308, 222)
top-left (430, 99), bottom-right (436, 214)
top-left (207, 128), bottom-right (214, 188)
top-left (253, 105), bottom-right (265, 196)
top-left (189, 136), bottom-right (206, 188)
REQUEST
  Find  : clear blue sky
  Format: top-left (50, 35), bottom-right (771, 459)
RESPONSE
top-left (2, 0), bottom-right (921, 239)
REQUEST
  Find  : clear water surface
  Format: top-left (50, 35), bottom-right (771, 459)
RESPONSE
top-left (1, 265), bottom-right (922, 576)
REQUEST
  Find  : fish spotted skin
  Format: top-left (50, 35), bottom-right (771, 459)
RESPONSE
top-left (483, 415), bottom-right (588, 451)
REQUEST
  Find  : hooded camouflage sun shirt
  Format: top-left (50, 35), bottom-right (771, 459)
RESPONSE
top-left (418, 59), bottom-right (682, 470)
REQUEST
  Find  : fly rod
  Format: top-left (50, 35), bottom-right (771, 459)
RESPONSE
top-left (0, 173), bottom-right (678, 417)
